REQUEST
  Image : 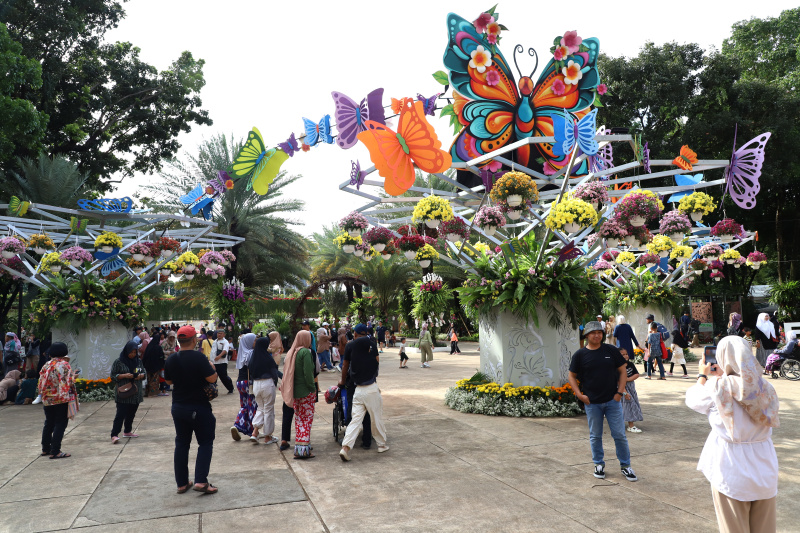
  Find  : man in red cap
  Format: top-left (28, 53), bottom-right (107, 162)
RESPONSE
top-left (164, 325), bottom-right (220, 494)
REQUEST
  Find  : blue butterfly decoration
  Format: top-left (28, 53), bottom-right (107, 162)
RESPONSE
top-left (179, 184), bottom-right (214, 220)
top-left (302, 115), bottom-right (333, 146)
top-left (77, 197), bottom-right (133, 213)
top-left (94, 247), bottom-right (126, 276)
top-left (552, 108), bottom-right (599, 157)
top-left (667, 174), bottom-right (703, 203)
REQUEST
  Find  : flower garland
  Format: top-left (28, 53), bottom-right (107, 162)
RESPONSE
top-left (411, 195), bottom-right (454, 223)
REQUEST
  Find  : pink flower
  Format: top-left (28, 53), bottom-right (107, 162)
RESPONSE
top-left (486, 69), bottom-right (500, 86)
top-left (552, 78), bottom-right (566, 95)
top-left (473, 13), bottom-right (495, 33)
top-left (560, 30), bottom-right (582, 54)
top-left (597, 83), bottom-right (607, 95)
top-left (553, 45), bottom-right (569, 61)
top-left (487, 32), bottom-right (498, 44)
top-left (486, 160), bottom-right (502, 172)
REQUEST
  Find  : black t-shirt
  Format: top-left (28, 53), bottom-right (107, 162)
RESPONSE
top-left (624, 360), bottom-right (639, 379)
top-left (344, 336), bottom-right (379, 386)
top-left (164, 350), bottom-right (217, 407)
top-left (569, 344), bottom-right (626, 404)
top-left (376, 326), bottom-right (387, 341)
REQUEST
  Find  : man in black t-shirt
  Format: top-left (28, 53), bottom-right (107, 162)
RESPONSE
top-left (375, 321), bottom-right (387, 353)
top-left (164, 325), bottom-right (218, 495)
top-left (568, 321), bottom-right (637, 482)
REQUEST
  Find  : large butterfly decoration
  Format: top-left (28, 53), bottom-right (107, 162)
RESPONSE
top-left (610, 181), bottom-right (632, 203)
top-left (7, 196), bottom-right (30, 216)
top-left (633, 135), bottom-right (651, 174)
top-left (416, 93), bottom-right (440, 116)
top-left (557, 240), bottom-right (583, 263)
top-left (230, 127), bottom-right (289, 195)
top-left (179, 184), bottom-right (215, 220)
top-left (356, 99), bottom-right (452, 196)
top-left (77, 197), bottom-right (133, 213)
top-left (302, 115), bottom-right (334, 146)
top-left (349, 160), bottom-right (366, 190)
top-left (672, 145), bottom-right (698, 171)
top-left (70, 217), bottom-right (89, 234)
top-left (589, 127), bottom-right (613, 173)
top-left (278, 132), bottom-right (301, 157)
top-left (94, 247), bottom-right (126, 276)
top-left (391, 97), bottom-right (414, 114)
top-left (552, 108), bottom-right (599, 158)
top-left (724, 126), bottom-right (771, 210)
top-left (332, 89), bottom-right (386, 149)
top-left (667, 174), bottom-right (703, 204)
top-left (480, 168), bottom-right (503, 194)
top-left (442, 13), bottom-right (601, 176)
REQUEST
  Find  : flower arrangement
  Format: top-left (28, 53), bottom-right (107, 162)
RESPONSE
top-left (709, 259), bottom-right (724, 272)
top-left (678, 191), bottom-right (717, 217)
top-left (626, 225), bottom-right (652, 246)
top-left (396, 234), bottom-right (426, 252)
top-left (445, 378), bottom-right (581, 418)
top-left (396, 224), bottom-right (419, 236)
top-left (646, 235), bottom-right (675, 256)
top-left (161, 261), bottom-right (179, 274)
top-left (363, 226), bottom-right (395, 246)
top-left (593, 259), bottom-right (612, 271)
top-left (93, 231), bottom-right (122, 250)
top-left (597, 218), bottom-right (629, 240)
top-left (380, 240), bottom-right (397, 258)
top-left (199, 250), bottom-right (224, 266)
top-left (0, 235), bottom-right (26, 257)
top-left (670, 245), bottom-right (693, 261)
top-left (710, 218), bottom-right (743, 239)
top-left (411, 195), bottom-right (455, 223)
top-left (746, 251), bottom-right (767, 267)
top-left (572, 181), bottom-right (609, 206)
top-left (710, 271), bottom-right (725, 282)
top-left (720, 249), bottom-right (741, 263)
top-left (601, 250), bottom-right (620, 262)
top-left (735, 256), bottom-right (747, 268)
top-left (616, 251), bottom-right (636, 265)
top-left (61, 246), bottom-right (93, 265)
top-left (439, 217), bottom-right (469, 241)
top-left (28, 233), bottom-right (55, 251)
top-left (474, 205), bottom-right (505, 228)
top-left (127, 241), bottom-right (153, 260)
top-left (415, 244), bottom-right (439, 261)
top-left (0, 256), bottom-right (24, 279)
top-left (689, 259), bottom-right (707, 272)
top-left (544, 197), bottom-right (598, 231)
top-left (361, 246), bottom-right (378, 261)
top-left (152, 236), bottom-right (181, 258)
top-left (220, 250), bottom-right (236, 264)
top-left (339, 211), bottom-right (369, 234)
top-left (419, 273), bottom-right (444, 292)
top-left (125, 258), bottom-right (147, 273)
top-left (614, 190), bottom-right (663, 224)
top-left (176, 251), bottom-right (200, 267)
top-left (604, 273), bottom-right (681, 315)
top-left (699, 243), bottom-right (723, 260)
top-left (204, 264), bottom-right (225, 278)
top-left (639, 253), bottom-right (660, 267)
top-left (222, 278), bottom-right (245, 302)
top-left (658, 210), bottom-right (692, 236)
top-left (353, 241), bottom-right (371, 257)
top-left (40, 252), bottom-right (67, 272)
top-left (489, 171), bottom-right (539, 204)
top-left (332, 230), bottom-right (362, 249)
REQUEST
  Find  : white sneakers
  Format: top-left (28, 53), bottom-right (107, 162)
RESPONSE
top-left (626, 426), bottom-right (642, 433)
top-left (32, 395), bottom-right (42, 405)
top-left (339, 447), bottom-right (351, 461)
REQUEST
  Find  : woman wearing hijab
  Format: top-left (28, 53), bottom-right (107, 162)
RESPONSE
top-left (279, 330), bottom-right (316, 459)
top-left (231, 332), bottom-right (257, 440)
top-left (0, 369), bottom-right (21, 405)
top-left (161, 330), bottom-right (178, 356)
top-left (727, 313), bottom-right (743, 336)
top-left (138, 331), bottom-right (150, 357)
top-left (613, 316), bottom-right (640, 363)
top-left (142, 336), bottom-right (166, 397)
top-left (269, 331), bottom-right (284, 365)
top-left (753, 313), bottom-right (778, 369)
top-left (38, 343), bottom-right (75, 458)
top-left (686, 336), bottom-right (779, 532)
top-left (110, 341), bottom-right (146, 444)
top-left (765, 332), bottom-right (797, 378)
top-left (418, 323), bottom-right (433, 368)
top-left (250, 336), bottom-right (282, 444)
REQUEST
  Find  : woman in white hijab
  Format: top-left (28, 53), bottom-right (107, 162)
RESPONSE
top-left (753, 313), bottom-right (778, 368)
top-left (686, 336), bottom-right (779, 532)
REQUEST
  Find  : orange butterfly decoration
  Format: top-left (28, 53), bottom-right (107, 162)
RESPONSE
top-left (610, 180), bottom-right (632, 203)
top-left (357, 100), bottom-right (452, 196)
top-left (672, 145), bottom-right (698, 171)
top-left (390, 97), bottom-right (414, 114)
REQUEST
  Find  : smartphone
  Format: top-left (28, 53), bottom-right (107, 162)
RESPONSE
top-left (703, 346), bottom-right (717, 366)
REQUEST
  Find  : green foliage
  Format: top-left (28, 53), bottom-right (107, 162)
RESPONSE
top-left (409, 281), bottom-right (451, 323)
top-left (320, 286), bottom-right (348, 319)
top-left (604, 271), bottom-right (683, 316)
top-left (208, 281), bottom-right (253, 327)
top-left (769, 281), bottom-right (800, 321)
top-left (348, 298), bottom-right (373, 323)
top-left (3, 154), bottom-right (92, 207)
top-left (251, 298), bottom-right (323, 317)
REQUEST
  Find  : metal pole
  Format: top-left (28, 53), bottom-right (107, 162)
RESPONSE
top-left (17, 281), bottom-right (22, 337)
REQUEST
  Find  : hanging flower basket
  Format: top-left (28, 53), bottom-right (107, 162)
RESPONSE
top-left (412, 195), bottom-right (455, 227)
top-left (128, 242), bottom-right (153, 262)
top-left (204, 265), bottom-right (224, 279)
top-left (439, 217), bottom-right (469, 242)
top-left (176, 250), bottom-right (200, 272)
top-left (614, 190), bottom-right (663, 226)
top-left (597, 219), bottom-right (628, 249)
top-left (746, 251), bottom-right (767, 270)
top-left (474, 206), bottom-right (505, 236)
top-left (678, 192), bottom-right (717, 221)
top-left (734, 257), bottom-right (746, 269)
top-left (616, 251), bottom-right (636, 267)
top-left (545, 197), bottom-right (598, 233)
top-left (710, 218), bottom-right (743, 243)
top-left (639, 253), bottom-right (660, 268)
top-left (199, 250), bottom-right (224, 267)
top-left (333, 230), bottom-right (362, 253)
top-left (354, 242), bottom-right (372, 258)
top-left (670, 245), bottom-right (693, 262)
top-left (710, 271), bottom-right (725, 283)
top-left (659, 211), bottom-right (692, 242)
top-left (363, 226), bottom-right (395, 252)
top-left (60, 246), bottom-right (93, 267)
top-left (40, 252), bottom-right (67, 274)
top-left (339, 211), bottom-right (369, 237)
top-left (699, 244), bottom-right (724, 262)
top-left (94, 231), bottom-right (123, 252)
top-left (153, 237), bottom-right (181, 259)
top-left (184, 273), bottom-right (195, 280)
top-left (489, 171), bottom-right (539, 206)
top-left (646, 235), bottom-right (675, 258)
top-left (720, 249), bottom-right (741, 265)
top-left (397, 235), bottom-right (426, 259)
top-left (415, 244), bottom-right (439, 266)
top-left (28, 234), bottom-right (55, 254)
top-left (220, 250), bottom-right (236, 266)
top-left (0, 236), bottom-right (26, 258)
top-left (573, 181), bottom-right (610, 210)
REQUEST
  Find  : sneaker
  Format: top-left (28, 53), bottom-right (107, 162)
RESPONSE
top-left (122, 433), bottom-right (138, 438)
top-left (32, 395), bottom-right (42, 405)
top-left (377, 445), bottom-right (390, 453)
top-left (667, 372), bottom-right (673, 376)
top-left (628, 426), bottom-right (642, 433)
top-left (111, 436), bottom-right (120, 444)
top-left (423, 363), bottom-right (430, 368)
top-left (621, 467), bottom-right (638, 482)
top-left (339, 448), bottom-right (351, 461)
top-left (230, 427), bottom-right (241, 441)
top-left (335, 367), bottom-right (341, 372)
top-left (593, 464), bottom-right (605, 479)
top-left (421, 364), bottom-right (426, 368)
top-left (682, 374), bottom-right (690, 379)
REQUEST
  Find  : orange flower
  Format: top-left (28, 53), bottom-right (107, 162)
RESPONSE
top-left (225, 179), bottom-right (234, 190)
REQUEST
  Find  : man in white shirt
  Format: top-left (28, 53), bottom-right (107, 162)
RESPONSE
top-left (210, 330), bottom-right (234, 394)
top-left (597, 315), bottom-right (606, 332)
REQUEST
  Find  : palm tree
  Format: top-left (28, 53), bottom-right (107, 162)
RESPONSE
top-left (357, 258), bottom-right (418, 317)
top-left (3, 153), bottom-right (91, 206)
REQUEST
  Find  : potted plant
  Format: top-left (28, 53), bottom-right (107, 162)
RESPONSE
top-left (380, 241), bottom-right (397, 261)
top-left (40, 252), bottom-right (67, 274)
top-left (659, 211), bottom-right (692, 242)
top-left (177, 250), bottom-right (200, 272)
top-left (204, 264), bottom-right (225, 279)
top-left (699, 243), bottom-right (723, 262)
top-left (625, 225), bottom-right (652, 250)
top-left (746, 251), bottom-right (767, 270)
top-left (646, 235), bottom-right (675, 258)
top-left (353, 242), bottom-right (370, 257)
top-left (160, 260), bottom-right (178, 276)
top-left (734, 256), bottom-right (746, 269)
top-left (710, 260), bottom-right (725, 273)
top-left (199, 250), bottom-right (225, 267)
top-left (601, 250), bottom-right (620, 262)
top-left (670, 245), bottom-right (693, 263)
top-left (439, 217), bottom-right (469, 242)
top-left (128, 242), bottom-right (152, 261)
top-left (153, 236), bottom-right (181, 259)
top-left (573, 181), bottom-right (609, 211)
top-left (361, 246), bottom-right (377, 262)
top-left (333, 230), bottom-right (362, 254)
top-left (616, 251), bottom-right (636, 267)
top-left (220, 249), bottom-right (236, 266)
top-left (710, 218), bottom-right (744, 243)
top-left (614, 190), bottom-right (663, 227)
top-left (545, 197), bottom-right (598, 233)
top-left (339, 211), bottom-right (369, 237)
top-left (689, 259), bottom-right (706, 276)
top-left (710, 271), bottom-right (725, 283)
top-left (502, 199), bottom-right (532, 221)
top-left (125, 257), bottom-right (147, 274)
top-left (474, 205), bottom-right (505, 236)
top-left (397, 235), bottom-right (426, 260)
top-left (639, 253), bottom-right (660, 268)
top-left (363, 226), bottom-right (395, 252)
top-left (720, 249), bottom-right (741, 265)
top-left (678, 191), bottom-right (717, 222)
top-left (61, 246), bottom-right (93, 268)
top-left (596, 218), bottom-right (628, 249)
top-left (0, 236), bottom-right (26, 259)
top-left (415, 244), bottom-right (439, 268)
top-left (184, 272), bottom-right (195, 280)
top-left (489, 171), bottom-right (539, 208)
top-left (28, 233), bottom-right (55, 255)
top-left (94, 231), bottom-right (123, 253)
top-left (411, 195), bottom-right (455, 229)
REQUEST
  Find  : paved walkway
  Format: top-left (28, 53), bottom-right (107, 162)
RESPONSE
top-left (1, 343), bottom-right (797, 532)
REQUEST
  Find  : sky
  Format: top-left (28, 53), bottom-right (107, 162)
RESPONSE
top-left (108, 0), bottom-right (797, 238)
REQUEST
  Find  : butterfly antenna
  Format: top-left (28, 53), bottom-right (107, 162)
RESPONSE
top-left (513, 45), bottom-right (539, 80)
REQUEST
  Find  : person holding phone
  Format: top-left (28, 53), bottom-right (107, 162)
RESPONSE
top-left (686, 336), bottom-right (779, 532)
top-left (110, 341), bottom-right (146, 443)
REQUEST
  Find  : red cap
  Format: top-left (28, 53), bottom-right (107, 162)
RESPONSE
top-left (177, 325), bottom-right (197, 339)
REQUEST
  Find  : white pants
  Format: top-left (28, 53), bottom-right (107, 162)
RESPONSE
top-left (341, 383), bottom-right (387, 449)
top-left (252, 379), bottom-right (276, 436)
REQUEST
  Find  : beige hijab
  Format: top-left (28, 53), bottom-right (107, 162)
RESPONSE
top-left (268, 331), bottom-right (283, 355)
top-left (0, 369), bottom-right (21, 401)
top-left (711, 336), bottom-right (780, 435)
top-left (279, 330), bottom-right (312, 408)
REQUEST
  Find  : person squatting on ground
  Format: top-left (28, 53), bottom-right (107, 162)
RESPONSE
top-left (231, 332), bottom-right (257, 440)
top-left (164, 325), bottom-right (219, 494)
top-left (38, 342), bottom-right (74, 459)
top-left (568, 321), bottom-right (638, 482)
top-left (686, 336), bottom-right (779, 533)
top-left (418, 323), bottom-right (433, 368)
top-left (339, 323), bottom-right (388, 461)
top-left (210, 329), bottom-right (235, 394)
top-left (250, 335), bottom-right (282, 444)
top-left (619, 348), bottom-right (643, 433)
top-left (280, 330), bottom-right (317, 459)
top-left (110, 341), bottom-right (146, 443)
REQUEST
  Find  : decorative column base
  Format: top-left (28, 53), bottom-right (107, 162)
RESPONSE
top-left (52, 321), bottom-right (131, 380)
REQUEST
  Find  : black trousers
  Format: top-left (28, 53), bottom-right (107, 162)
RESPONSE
top-left (450, 341), bottom-right (461, 354)
top-left (111, 402), bottom-right (140, 437)
top-left (42, 402), bottom-right (69, 455)
top-left (1, 384), bottom-right (19, 404)
top-left (214, 363), bottom-right (234, 392)
top-left (670, 363), bottom-right (688, 375)
top-left (281, 402), bottom-right (294, 443)
top-left (171, 403), bottom-right (215, 486)
top-left (345, 384), bottom-right (372, 446)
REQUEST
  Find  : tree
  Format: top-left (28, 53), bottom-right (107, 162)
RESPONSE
top-left (320, 285), bottom-right (349, 319)
top-left (4, 153), bottom-right (91, 206)
top-left (0, 0), bottom-right (211, 188)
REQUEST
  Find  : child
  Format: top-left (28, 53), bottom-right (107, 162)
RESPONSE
top-left (743, 327), bottom-right (754, 347)
top-left (15, 369), bottom-right (38, 405)
top-left (645, 322), bottom-right (666, 380)
top-left (619, 348), bottom-right (643, 433)
top-left (399, 337), bottom-right (408, 368)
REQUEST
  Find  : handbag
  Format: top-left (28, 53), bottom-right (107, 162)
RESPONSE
top-left (659, 339), bottom-right (668, 360)
top-left (202, 381), bottom-right (218, 401)
top-left (117, 380), bottom-right (137, 399)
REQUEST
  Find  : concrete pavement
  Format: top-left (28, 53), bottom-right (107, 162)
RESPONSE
top-left (1, 342), bottom-right (797, 532)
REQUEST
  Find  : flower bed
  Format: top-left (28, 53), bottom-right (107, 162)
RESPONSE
top-left (445, 378), bottom-right (581, 417)
top-left (74, 378), bottom-right (115, 402)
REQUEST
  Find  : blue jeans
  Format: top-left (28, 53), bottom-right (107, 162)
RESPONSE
top-left (646, 355), bottom-right (665, 378)
top-left (584, 400), bottom-right (630, 468)
top-left (171, 403), bottom-right (215, 486)
top-left (318, 350), bottom-right (333, 370)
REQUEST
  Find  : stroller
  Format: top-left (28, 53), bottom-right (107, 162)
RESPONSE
top-left (325, 385), bottom-right (349, 443)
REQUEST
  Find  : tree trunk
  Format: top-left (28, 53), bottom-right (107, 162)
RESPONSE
top-left (354, 284), bottom-right (362, 299)
top-left (345, 281), bottom-right (353, 302)
top-left (776, 196), bottom-right (784, 283)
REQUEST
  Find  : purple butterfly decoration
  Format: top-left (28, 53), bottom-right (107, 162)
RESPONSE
top-left (332, 88), bottom-right (385, 149)
top-left (557, 240), bottom-right (583, 263)
top-left (480, 168), bottom-right (502, 194)
top-left (349, 160), bottom-right (366, 190)
top-left (724, 125), bottom-right (771, 210)
top-left (207, 171), bottom-right (228, 196)
top-left (278, 132), bottom-right (300, 157)
top-left (416, 93), bottom-right (440, 116)
top-left (589, 127), bottom-right (613, 172)
top-left (643, 142), bottom-right (651, 173)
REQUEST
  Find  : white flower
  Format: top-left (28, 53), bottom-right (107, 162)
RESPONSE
top-left (561, 60), bottom-right (583, 85)
top-left (469, 45), bottom-right (493, 74)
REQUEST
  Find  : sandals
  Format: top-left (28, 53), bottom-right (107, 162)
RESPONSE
top-left (176, 485), bottom-right (190, 494)
top-left (293, 453), bottom-right (315, 460)
top-left (50, 452), bottom-right (71, 459)
top-left (192, 483), bottom-right (218, 494)
top-left (279, 442), bottom-right (290, 451)
top-left (250, 434), bottom-right (259, 444)
top-left (41, 451), bottom-right (50, 456)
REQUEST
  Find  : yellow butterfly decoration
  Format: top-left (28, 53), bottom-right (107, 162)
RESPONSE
top-left (230, 127), bottom-right (289, 195)
top-left (8, 196), bottom-right (31, 216)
